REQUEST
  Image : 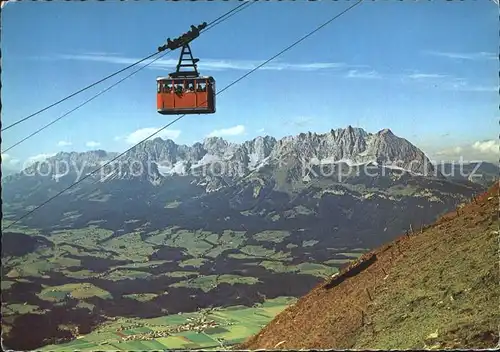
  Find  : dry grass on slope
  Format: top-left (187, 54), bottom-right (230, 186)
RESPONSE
top-left (239, 182), bottom-right (499, 350)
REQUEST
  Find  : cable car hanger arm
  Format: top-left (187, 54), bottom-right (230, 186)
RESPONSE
top-left (156, 22), bottom-right (208, 78)
top-left (157, 22), bottom-right (208, 52)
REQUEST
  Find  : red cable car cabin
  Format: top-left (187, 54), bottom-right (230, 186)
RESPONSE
top-left (156, 76), bottom-right (215, 115)
top-left (156, 41), bottom-right (216, 115)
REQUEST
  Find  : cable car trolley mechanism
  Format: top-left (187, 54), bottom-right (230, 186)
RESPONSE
top-left (156, 23), bottom-right (216, 115)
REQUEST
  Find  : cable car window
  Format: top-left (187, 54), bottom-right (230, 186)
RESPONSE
top-left (174, 83), bottom-right (183, 94)
top-left (164, 82), bottom-right (172, 93)
top-left (157, 82), bottom-right (161, 93)
top-left (185, 80), bottom-right (195, 92)
top-left (197, 81), bottom-right (206, 92)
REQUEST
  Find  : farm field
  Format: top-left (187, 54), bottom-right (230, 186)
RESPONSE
top-left (39, 297), bottom-right (297, 350)
top-left (3, 165), bottom-right (472, 351)
top-left (1, 1), bottom-right (494, 350)
top-left (2, 222), bottom-right (365, 350)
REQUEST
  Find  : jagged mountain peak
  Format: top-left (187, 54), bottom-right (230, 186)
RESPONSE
top-left (37, 150), bottom-right (116, 171)
top-left (378, 128), bottom-right (394, 135)
top-left (51, 149), bottom-right (111, 160)
top-left (13, 126), bottom-right (440, 186)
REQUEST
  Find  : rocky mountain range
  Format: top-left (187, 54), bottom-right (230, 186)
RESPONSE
top-left (0, 127), bottom-right (493, 350)
top-left (4, 127), bottom-right (442, 190)
top-left (2, 126), bottom-right (490, 248)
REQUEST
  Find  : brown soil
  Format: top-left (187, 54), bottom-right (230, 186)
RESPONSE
top-left (239, 182), bottom-right (499, 350)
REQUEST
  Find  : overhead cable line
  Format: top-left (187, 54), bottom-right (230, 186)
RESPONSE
top-left (1, 1), bottom-right (253, 154)
top-left (1, 1), bottom-right (252, 154)
top-left (0, 1), bottom-right (251, 133)
top-left (4, 0), bottom-right (362, 230)
top-left (1, 54), bottom-right (158, 133)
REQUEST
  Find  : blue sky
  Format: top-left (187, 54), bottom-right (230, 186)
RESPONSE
top-left (1, 0), bottom-right (498, 169)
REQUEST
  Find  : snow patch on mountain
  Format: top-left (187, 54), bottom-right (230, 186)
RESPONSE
top-left (10, 126), bottom-right (441, 188)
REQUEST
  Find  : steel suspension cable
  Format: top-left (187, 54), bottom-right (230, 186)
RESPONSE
top-left (4, 0), bottom-right (362, 230)
top-left (1, 1), bottom-right (254, 154)
top-left (0, 1), bottom-right (251, 132)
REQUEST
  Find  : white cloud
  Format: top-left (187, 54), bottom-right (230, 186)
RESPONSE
top-left (472, 140), bottom-right (499, 154)
top-left (431, 139), bottom-right (499, 163)
top-left (256, 128), bottom-right (265, 134)
top-left (453, 85), bottom-right (498, 93)
top-left (440, 78), bottom-right (497, 93)
top-left (86, 141), bottom-right (101, 148)
top-left (53, 53), bottom-right (354, 72)
top-left (2, 153), bottom-right (12, 163)
top-left (346, 70), bottom-right (382, 79)
top-left (207, 125), bottom-right (245, 137)
top-left (423, 51), bottom-right (496, 61)
top-left (1, 153), bottom-right (21, 173)
top-left (402, 72), bottom-right (497, 93)
top-left (83, 51), bottom-right (123, 57)
top-left (407, 73), bottom-right (448, 80)
top-left (125, 127), bottom-right (181, 144)
top-left (25, 153), bottom-right (57, 165)
top-left (57, 140), bottom-right (72, 147)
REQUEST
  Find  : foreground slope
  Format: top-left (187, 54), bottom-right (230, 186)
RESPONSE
top-left (240, 182), bottom-right (499, 350)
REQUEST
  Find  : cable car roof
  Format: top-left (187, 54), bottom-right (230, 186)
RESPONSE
top-left (156, 76), bottom-right (214, 81)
